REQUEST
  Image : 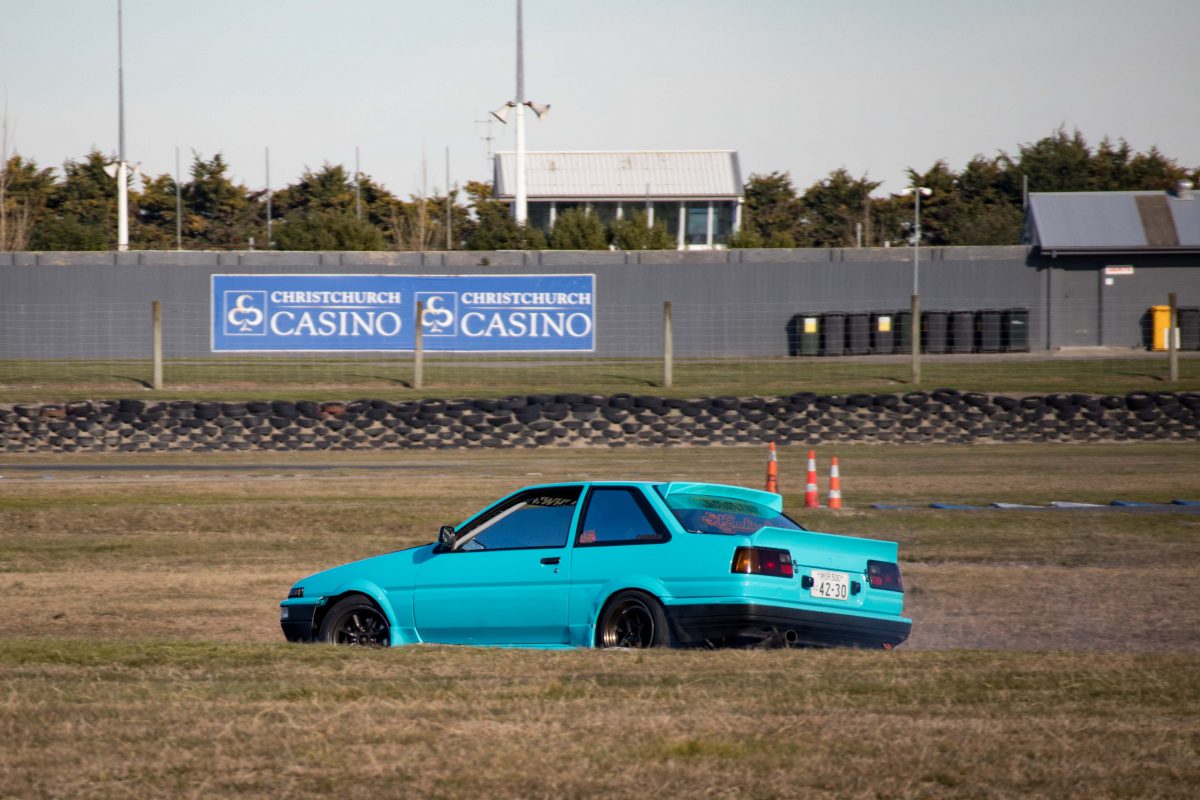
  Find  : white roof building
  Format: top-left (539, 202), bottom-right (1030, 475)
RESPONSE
top-left (493, 150), bottom-right (744, 249)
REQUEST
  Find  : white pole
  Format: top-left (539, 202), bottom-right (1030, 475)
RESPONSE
top-left (514, 0), bottom-right (527, 225)
top-left (117, 160), bottom-right (129, 252)
top-left (174, 146), bottom-right (182, 250)
top-left (265, 146), bottom-right (272, 246)
top-left (515, 104), bottom-right (527, 225)
top-left (913, 189), bottom-right (921, 296)
top-left (355, 144), bottom-right (362, 222)
top-left (116, 0), bottom-right (129, 252)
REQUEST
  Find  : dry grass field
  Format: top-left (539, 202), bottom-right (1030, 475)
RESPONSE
top-left (2, 444), bottom-right (1199, 798)
top-left (2, 352), bottom-right (1197, 403)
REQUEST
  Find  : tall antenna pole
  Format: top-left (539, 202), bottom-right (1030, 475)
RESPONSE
top-left (265, 147), bottom-right (272, 246)
top-left (418, 149), bottom-right (428, 253)
top-left (174, 145), bottom-right (182, 250)
top-left (514, 0), bottom-right (527, 225)
top-left (355, 145), bottom-right (362, 221)
top-left (116, 0), bottom-right (129, 252)
top-left (475, 118), bottom-right (495, 174)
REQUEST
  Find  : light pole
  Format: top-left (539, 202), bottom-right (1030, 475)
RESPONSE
top-left (102, 0), bottom-right (137, 251)
top-left (900, 186), bottom-right (931, 384)
top-left (115, 0), bottom-right (129, 251)
top-left (490, 0), bottom-right (549, 227)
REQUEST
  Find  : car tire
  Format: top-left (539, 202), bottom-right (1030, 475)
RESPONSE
top-left (318, 596), bottom-right (391, 647)
top-left (596, 591), bottom-right (672, 649)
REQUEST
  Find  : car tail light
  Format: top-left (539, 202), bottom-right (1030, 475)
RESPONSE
top-left (731, 547), bottom-right (794, 578)
top-left (867, 560), bottom-right (903, 592)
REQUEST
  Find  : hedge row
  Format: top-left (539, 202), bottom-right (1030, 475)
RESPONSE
top-left (2, 390), bottom-right (1199, 453)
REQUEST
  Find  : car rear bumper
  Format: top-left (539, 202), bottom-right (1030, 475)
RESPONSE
top-left (665, 602), bottom-right (911, 649)
top-left (280, 602), bottom-right (318, 643)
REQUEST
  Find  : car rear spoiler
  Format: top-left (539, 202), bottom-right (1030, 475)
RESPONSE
top-left (661, 482), bottom-right (784, 515)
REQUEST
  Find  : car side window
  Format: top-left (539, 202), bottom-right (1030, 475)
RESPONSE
top-left (457, 487), bottom-right (580, 551)
top-left (577, 487), bottom-right (669, 546)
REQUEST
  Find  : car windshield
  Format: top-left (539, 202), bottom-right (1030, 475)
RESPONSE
top-left (657, 490), bottom-right (805, 535)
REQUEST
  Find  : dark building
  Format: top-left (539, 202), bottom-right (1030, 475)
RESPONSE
top-left (1024, 182), bottom-right (1199, 348)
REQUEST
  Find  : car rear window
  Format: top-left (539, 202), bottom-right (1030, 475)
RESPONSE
top-left (656, 490), bottom-right (805, 535)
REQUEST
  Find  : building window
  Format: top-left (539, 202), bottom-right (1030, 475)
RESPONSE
top-left (620, 200), bottom-right (651, 222)
top-left (686, 203), bottom-right (709, 246)
top-left (653, 202), bottom-right (680, 239)
top-left (591, 202), bottom-right (618, 229)
top-left (714, 201), bottom-right (736, 245)
top-left (528, 202), bottom-right (552, 232)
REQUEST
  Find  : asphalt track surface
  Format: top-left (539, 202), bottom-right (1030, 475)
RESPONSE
top-left (0, 463), bottom-right (432, 472)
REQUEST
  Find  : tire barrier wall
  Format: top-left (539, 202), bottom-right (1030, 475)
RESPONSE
top-left (3, 390), bottom-right (1198, 454)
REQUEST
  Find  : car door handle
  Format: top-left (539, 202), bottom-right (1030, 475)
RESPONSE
top-left (540, 557), bottom-right (560, 565)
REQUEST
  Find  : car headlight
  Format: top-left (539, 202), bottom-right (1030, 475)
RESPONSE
top-left (288, 586), bottom-right (304, 599)
top-left (280, 606), bottom-right (289, 620)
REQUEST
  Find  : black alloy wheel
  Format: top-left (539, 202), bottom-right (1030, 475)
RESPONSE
top-left (319, 596), bottom-right (390, 647)
top-left (598, 592), bottom-right (670, 649)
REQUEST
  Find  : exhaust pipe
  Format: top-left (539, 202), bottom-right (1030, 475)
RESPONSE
top-left (783, 630), bottom-right (799, 646)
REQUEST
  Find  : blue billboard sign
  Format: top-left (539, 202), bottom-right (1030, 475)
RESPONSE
top-left (211, 274), bottom-right (595, 352)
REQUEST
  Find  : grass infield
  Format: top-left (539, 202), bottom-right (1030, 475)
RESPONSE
top-left (1, 353), bottom-right (1197, 403)
top-left (1, 444), bottom-right (1198, 798)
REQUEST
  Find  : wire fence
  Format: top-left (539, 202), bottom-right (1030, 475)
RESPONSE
top-left (1, 297), bottom-right (1197, 398)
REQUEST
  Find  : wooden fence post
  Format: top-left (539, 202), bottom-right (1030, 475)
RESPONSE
top-left (662, 301), bottom-right (673, 389)
top-left (152, 300), bottom-right (163, 391)
top-left (414, 300), bottom-right (424, 390)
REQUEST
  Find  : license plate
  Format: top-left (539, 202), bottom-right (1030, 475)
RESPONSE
top-left (810, 570), bottom-right (850, 601)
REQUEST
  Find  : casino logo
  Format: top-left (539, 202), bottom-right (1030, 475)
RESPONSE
top-left (224, 291), bottom-right (267, 335)
top-left (415, 292), bottom-right (457, 336)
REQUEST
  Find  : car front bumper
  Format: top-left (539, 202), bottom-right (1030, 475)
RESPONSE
top-left (280, 601), bottom-right (318, 642)
top-left (665, 602), bottom-right (911, 649)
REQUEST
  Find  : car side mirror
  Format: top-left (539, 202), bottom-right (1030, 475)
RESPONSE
top-left (436, 525), bottom-right (457, 553)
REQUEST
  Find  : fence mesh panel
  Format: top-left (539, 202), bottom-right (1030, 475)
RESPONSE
top-left (1, 297), bottom-right (1196, 396)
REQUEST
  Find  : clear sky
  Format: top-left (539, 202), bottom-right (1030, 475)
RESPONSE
top-left (2, 0), bottom-right (1198, 198)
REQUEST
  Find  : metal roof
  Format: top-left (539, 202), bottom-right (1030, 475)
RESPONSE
top-left (1027, 190), bottom-right (1200, 253)
top-left (494, 150), bottom-right (743, 199)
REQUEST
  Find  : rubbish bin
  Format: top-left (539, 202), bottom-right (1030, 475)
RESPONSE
top-left (976, 309), bottom-right (1003, 353)
top-left (1001, 307), bottom-right (1030, 352)
top-left (846, 312), bottom-right (871, 355)
top-left (894, 310), bottom-right (913, 354)
top-left (871, 312), bottom-right (895, 354)
top-left (1150, 305), bottom-right (1173, 351)
top-left (922, 310), bottom-right (948, 354)
top-left (1179, 307), bottom-right (1200, 351)
top-left (949, 310), bottom-right (974, 353)
top-left (787, 314), bottom-right (821, 357)
top-left (820, 312), bottom-right (846, 356)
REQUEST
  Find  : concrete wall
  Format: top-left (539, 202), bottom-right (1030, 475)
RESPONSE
top-left (1, 247), bottom-right (1196, 358)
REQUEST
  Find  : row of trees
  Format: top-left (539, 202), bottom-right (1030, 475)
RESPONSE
top-left (734, 129), bottom-right (1197, 248)
top-left (1, 129), bottom-right (1196, 252)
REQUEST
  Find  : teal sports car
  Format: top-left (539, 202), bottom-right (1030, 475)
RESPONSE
top-left (280, 481), bottom-right (911, 649)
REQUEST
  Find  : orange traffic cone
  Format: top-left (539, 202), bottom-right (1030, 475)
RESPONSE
top-left (829, 456), bottom-right (843, 509)
top-left (804, 449), bottom-right (819, 508)
top-left (765, 441), bottom-right (779, 494)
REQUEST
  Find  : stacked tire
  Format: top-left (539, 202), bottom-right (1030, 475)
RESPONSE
top-left (1, 390), bottom-right (1197, 453)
